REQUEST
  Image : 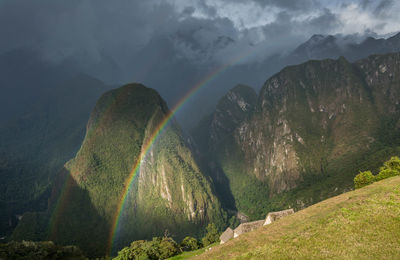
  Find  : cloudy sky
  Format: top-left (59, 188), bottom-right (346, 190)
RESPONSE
top-left (1, 0), bottom-right (399, 63)
top-left (1, 0), bottom-right (399, 126)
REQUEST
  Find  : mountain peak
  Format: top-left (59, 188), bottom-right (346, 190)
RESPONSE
top-left (305, 34), bottom-right (336, 46)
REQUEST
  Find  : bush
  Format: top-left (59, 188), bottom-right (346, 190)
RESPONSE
top-left (375, 168), bottom-right (398, 181)
top-left (382, 156), bottom-right (400, 172)
top-left (180, 236), bottom-right (200, 251)
top-left (201, 223), bottom-right (220, 247)
top-left (114, 237), bottom-right (180, 260)
top-left (376, 156), bottom-right (400, 181)
top-left (354, 171), bottom-right (375, 189)
top-left (158, 237), bottom-right (180, 259)
top-left (354, 156), bottom-right (400, 189)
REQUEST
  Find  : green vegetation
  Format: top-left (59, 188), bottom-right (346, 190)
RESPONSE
top-left (168, 243), bottom-right (218, 260)
top-left (354, 156), bottom-right (400, 188)
top-left (115, 226), bottom-right (221, 260)
top-left (13, 84), bottom-right (227, 257)
top-left (354, 171), bottom-right (375, 188)
top-left (196, 176), bottom-right (400, 259)
top-left (180, 237), bottom-right (200, 251)
top-left (0, 240), bottom-right (86, 260)
top-left (192, 53), bottom-right (400, 224)
top-left (114, 237), bottom-right (181, 260)
top-left (201, 224), bottom-right (220, 247)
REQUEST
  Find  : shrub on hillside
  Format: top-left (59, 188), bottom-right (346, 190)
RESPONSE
top-left (180, 236), bottom-right (200, 251)
top-left (201, 223), bottom-right (220, 246)
top-left (382, 156), bottom-right (400, 171)
top-left (157, 237), bottom-right (180, 259)
top-left (354, 171), bottom-right (375, 189)
top-left (354, 156), bottom-right (400, 188)
top-left (375, 168), bottom-right (399, 181)
top-left (114, 237), bottom-right (180, 260)
top-left (376, 156), bottom-right (400, 181)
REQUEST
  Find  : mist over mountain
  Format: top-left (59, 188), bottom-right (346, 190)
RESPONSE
top-left (2, 0), bottom-right (400, 128)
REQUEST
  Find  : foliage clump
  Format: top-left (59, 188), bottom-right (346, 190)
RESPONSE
top-left (354, 156), bottom-right (400, 188)
top-left (201, 223), bottom-right (220, 247)
top-left (0, 240), bottom-right (85, 260)
top-left (180, 236), bottom-right (200, 251)
top-left (114, 237), bottom-right (180, 260)
top-left (116, 223), bottom-right (223, 259)
top-left (354, 171), bottom-right (375, 189)
top-left (375, 156), bottom-right (400, 181)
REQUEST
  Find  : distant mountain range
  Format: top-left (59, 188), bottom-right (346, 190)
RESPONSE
top-left (288, 32), bottom-right (400, 63)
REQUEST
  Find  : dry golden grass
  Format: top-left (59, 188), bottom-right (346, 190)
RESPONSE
top-left (195, 176), bottom-right (400, 259)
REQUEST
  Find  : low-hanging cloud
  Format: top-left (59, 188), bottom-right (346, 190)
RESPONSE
top-left (0, 0), bottom-right (399, 66)
top-left (1, 0), bottom-right (399, 127)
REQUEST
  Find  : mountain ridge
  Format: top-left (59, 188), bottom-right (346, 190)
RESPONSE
top-left (193, 52), bottom-right (400, 221)
top-left (11, 83), bottom-right (228, 257)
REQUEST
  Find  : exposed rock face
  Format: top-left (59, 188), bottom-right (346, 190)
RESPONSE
top-left (355, 53), bottom-right (400, 115)
top-left (191, 84), bottom-right (261, 216)
top-left (195, 52), bottom-right (400, 219)
top-left (209, 84), bottom-right (257, 148)
top-left (236, 54), bottom-right (400, 195)
top-left (192, 84), bottom-right (257, 154)
top-left (237, 56), bottom-right (381, 194)
top-left (13, 84), bottom-right (226, 256)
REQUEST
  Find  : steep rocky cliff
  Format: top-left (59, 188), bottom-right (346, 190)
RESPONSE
top-left (196, 52), bottom-right (400, 219)
top-left (12, 84), bottom-right (226, 256)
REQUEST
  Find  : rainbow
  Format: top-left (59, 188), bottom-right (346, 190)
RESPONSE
top-left (107, 50), bottom-right (256, 254)
top-left (48, 171), bottom-right (73, 240)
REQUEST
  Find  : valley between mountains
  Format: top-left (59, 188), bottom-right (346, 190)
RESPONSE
top-left (4, 51), bottom-right (399, 258)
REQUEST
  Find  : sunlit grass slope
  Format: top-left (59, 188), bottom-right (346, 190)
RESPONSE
top-left (196, 176), bottom-right (400, 259)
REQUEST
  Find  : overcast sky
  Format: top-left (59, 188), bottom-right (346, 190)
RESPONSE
top-left (0, 0), bottom-right (399, 64)
top-left (1, 0), bottom-right (399, 126)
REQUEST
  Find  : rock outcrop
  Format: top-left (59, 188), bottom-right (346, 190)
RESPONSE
top-left (194, 52), bottom-right (400, 220)
top-left (264, 209), bottom-right (294, 225)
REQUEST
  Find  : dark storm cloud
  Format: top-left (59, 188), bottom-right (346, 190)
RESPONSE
top-left (373, 0), bottom-right (394, 16)
top-left (0, 0), bottom-right (177, 61)
top-left (307, 8), bottom-right (341, 32)
top-left (1, 0), bottom-right (399, 127)
top-left (0, 0), bottom-right (398, 66)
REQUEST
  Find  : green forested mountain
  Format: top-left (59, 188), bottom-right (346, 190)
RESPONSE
top-left (193, 52), bottom-right (400, 220)
top-left (11, 84), bottom-right (227, 257)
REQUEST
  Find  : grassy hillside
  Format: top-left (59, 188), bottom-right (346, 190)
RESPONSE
top-left (196, 176), bottom-right (400, 259)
